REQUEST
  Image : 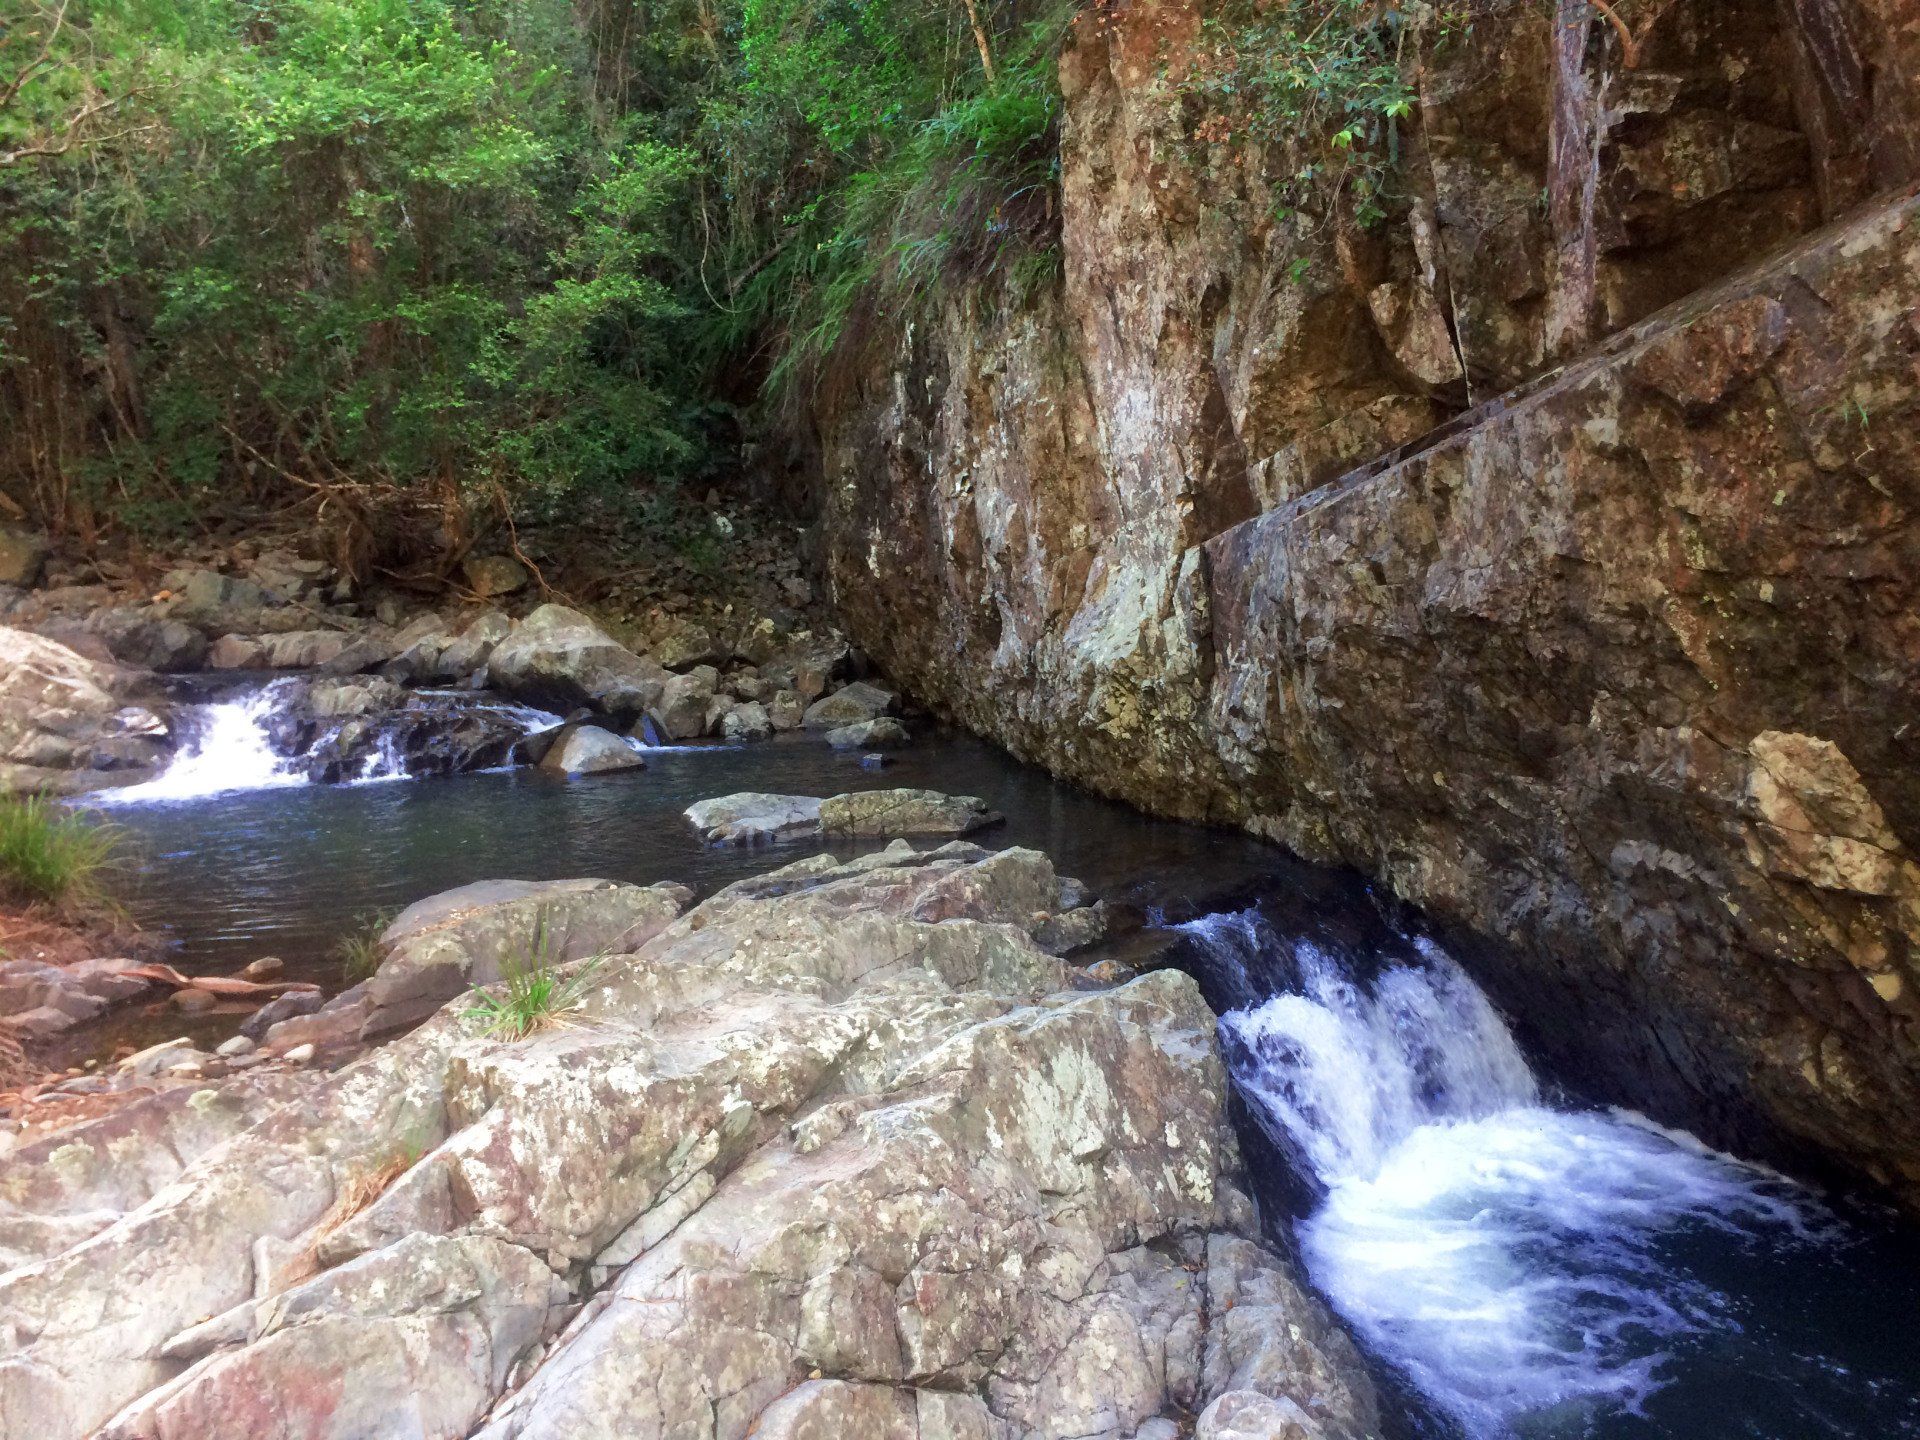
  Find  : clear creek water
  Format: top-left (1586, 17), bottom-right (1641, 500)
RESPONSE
top-left (77, 685), bottom-right (1920, 1440)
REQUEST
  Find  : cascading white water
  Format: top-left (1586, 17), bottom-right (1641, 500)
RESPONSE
top-left (92, 686), bottom-right (573, 803)
top-left (1186, 911), bottom-right (1823, 1439)
top-left (92, 689), bottom-right (303, 804)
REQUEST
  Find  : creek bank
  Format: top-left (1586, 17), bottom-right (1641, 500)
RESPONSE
top-left (0, 841), bottom-right (1377, 1440)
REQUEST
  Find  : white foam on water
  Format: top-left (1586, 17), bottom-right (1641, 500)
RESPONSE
top-left (92, 690), bottom-right (302, 804)
top-left (1189, 912), bottom-right (1821, 1438)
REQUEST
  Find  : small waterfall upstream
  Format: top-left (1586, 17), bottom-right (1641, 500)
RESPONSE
top-left (92, 682), bottom-right (571, 805)
top-left (1180, 911), bottom-right (1920, 1440)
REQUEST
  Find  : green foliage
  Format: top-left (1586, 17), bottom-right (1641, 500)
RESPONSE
top-left (334, 905), bottom-right (395, 983)
top-left (2, 0), bottom-right (701, 558)
top-left (1, 0), bottom-right (1076, 539)
top-left (0, 794), bottom-right (120, 912)
top-left (463, 916), bottom-right (605, 1039)
top-left (1189, 0), bottom-right (1427, 226)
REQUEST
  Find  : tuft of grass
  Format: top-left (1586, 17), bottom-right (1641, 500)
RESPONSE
top-left (0, 794), bottom-right (120, 913)
top-left (334, 908), bottom-right (396, 983)
top-left (463, 916), bottom-right (604, 1040)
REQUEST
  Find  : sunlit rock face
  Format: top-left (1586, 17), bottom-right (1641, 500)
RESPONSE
top-left (805, 0), bottom-right (1920, 1200)
top-left (0, 844), bottom-right (1375, 1440)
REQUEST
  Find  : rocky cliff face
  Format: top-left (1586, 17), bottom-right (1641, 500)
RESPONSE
top-left (807, 0), bottom-right (1920, 1199)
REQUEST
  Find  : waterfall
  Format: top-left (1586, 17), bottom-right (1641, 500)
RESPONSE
top-left (1184, 911), bottom-right (1825, 1439)
top-left (93, 688), bottom-right (303, 803)
top-left (93, 684), bottom-right (568, 804)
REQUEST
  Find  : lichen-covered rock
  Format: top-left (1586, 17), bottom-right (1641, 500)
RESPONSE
top-left (647, 667), bottom-right (717, 740)
top-left (721, 700), bottom-right (773, 740)
top-left (207, 629), bottom-right (354, 670)
top-left (802, 680), bottom-right (898, 729)
top-left (0, 845), bottom-right (1375, 1440)
top-left (819, 788), bottom-right (1001, 838)
top-left (826, 717), bottom-right (911, 750)
top-left (363, 877), bottom-right (688, 1033)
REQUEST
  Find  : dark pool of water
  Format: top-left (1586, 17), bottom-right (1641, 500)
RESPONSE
top-left (86, 727), bottom-right (1334, 990)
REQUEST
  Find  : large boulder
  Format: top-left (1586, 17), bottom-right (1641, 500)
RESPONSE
top-left (437, 611), bottom-right (513, 680)
top-left (802, 680), bottom-right (897, 729)
top-left (166, 568), bottom-right (276, 617)
top-left (486, 605), bottom-right (669, 721)
top-left (362, 876), bottom-right (689, 1033)
top-left (0, 627), bottom-right (171, 794)
top-left (0, 845), bottom-right (1375, 1440)
top-left (462, 554), bottom-right (528, 599)
top-left (84, 608), bottom-right (209, 672)
top-left (646, 668), bottom-right (717, 741)
top-left (207, 630), bottom-right (354, 670)
top-left (649, 616), bottom-right (719, 670)
top-left (720, 700), bottom-right (773, 741)
top-left (537, 726), bottom-right (645, 777)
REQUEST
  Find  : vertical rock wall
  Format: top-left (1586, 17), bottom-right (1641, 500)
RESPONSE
top-left (807, 0), bottom-right (1920, 1199)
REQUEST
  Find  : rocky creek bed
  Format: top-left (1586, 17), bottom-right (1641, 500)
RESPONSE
top-left (5, 616), bottom-right (1920, 1439)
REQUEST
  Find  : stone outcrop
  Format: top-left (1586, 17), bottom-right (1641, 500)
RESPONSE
top-left (804, 0), bottom-right (1920, 1198)
top-left (0, 627), bottom-right (171, 794)
top-left (0, 845), bottom-right (1375, 1440)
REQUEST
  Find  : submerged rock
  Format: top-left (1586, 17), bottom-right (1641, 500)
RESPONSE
top-left (825, 716), bottom-right (910, 750)
top-left (0, 844), bottom-right (1375, 1440)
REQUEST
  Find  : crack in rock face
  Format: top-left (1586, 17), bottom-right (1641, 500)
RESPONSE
top-left (0, 842), bottom-right (1376, 1440)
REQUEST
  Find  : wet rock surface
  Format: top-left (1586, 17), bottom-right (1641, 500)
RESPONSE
top-left (0, 845), bottom-right (1375, 1440)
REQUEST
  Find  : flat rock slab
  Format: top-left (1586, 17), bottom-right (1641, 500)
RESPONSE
top-left (684, 792), bottom-right (824, 845)
top-left (685, 788), bottom-right (1002, 845)
top-left (819, 787), bottom-right (1001, 837)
